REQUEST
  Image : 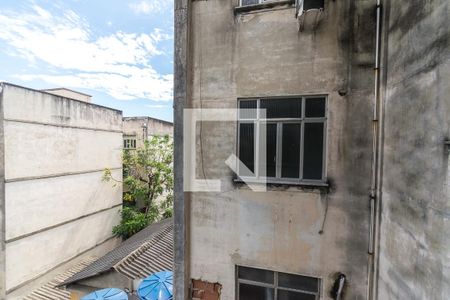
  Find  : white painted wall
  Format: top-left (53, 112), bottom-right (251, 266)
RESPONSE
top-left (0, 83), bottom-right (123, 294)
top-left (5, 169), bottom-right (122, 240)
top-left (3, 86), bottom-right (121, 131)
top-left (5, 207), bottom-right (121, 290)
top-left (4, 122), bottom-right (121, 179)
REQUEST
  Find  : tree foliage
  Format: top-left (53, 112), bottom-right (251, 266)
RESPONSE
top-left (104, 134), bottom-right (173, 239)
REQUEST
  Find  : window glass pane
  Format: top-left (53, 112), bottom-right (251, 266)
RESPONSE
top-left (281, 124), bottom-right (301, 178)
top-left (239, 123), bottom-right (255, 176)
top-left (260, 99), bottom-right (301, 119)
top-left (239, 283), bottom-right (274, 300)
top-left (262, 123), bottom-right (277, 178)
top-left (277, 290), bottom-right (316, 300)
top-left (238, 266), bottom-right (274, 284)
top-left (303, 0), bottom-right (325, 10)
top-left (305, 98), bottom-right (326, 118)
top-left (239, 100), bottom-right (257, 119)
top-left (278, 273), bottom-right (319, 293)
top-left (303, 123), bottom-right (324, 180)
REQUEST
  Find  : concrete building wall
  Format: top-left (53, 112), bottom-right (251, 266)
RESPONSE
top-left (123, 117), bottom-right (173, 148)
top-left (378, 1), bottom-right (450, 299)
top-left (0, 83), bottom-right (123, 296)
top-left (42, 88), bottom-right (92, 103)
top-left (181, 0), bottom-right (375, 299)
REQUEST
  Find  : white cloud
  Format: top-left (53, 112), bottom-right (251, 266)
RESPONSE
top-left (129, 0), bottom-right (171, 15)
top-left (0, 5), bottom-right (173, 101)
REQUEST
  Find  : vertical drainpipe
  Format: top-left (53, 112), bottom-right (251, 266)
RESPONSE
top-left (174, 0), bottom-right (191, 299)
top-left (368, 0), bottom-right (383, 299)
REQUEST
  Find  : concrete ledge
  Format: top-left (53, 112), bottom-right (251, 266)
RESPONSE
top-left (234, 0), bottom-right (294, 14)
top-left (233, 178), bottom-right (329, 191)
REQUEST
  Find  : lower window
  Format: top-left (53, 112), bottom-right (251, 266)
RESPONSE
top-left (237, 266), bottom-right (321, 300)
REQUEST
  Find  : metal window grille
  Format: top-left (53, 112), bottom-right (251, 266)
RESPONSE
top-left (123, 138), bottom-right (136, 149)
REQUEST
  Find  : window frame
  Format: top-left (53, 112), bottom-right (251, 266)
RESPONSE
top-left (123, 137), bottom-right (137, 150)
top-left (236, 265), bottom-right (322, 300)
top-left (237, 96), bottom-right (327, 186)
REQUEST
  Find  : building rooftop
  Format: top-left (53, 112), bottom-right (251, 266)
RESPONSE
top-left (41, 87), bottom-right (92, 97)
top-left (61, 217), bottom-right (173, 286)
top-left (24, 258), bottom-right (97, 300)
top-left (1, 82), bottom-right (122, 113)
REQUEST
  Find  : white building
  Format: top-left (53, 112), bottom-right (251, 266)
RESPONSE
top-left (0, 83), bottom-right (123, 299)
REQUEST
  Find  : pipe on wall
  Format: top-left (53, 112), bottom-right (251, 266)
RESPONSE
top-left (367, 0), bottom-right (383, 299)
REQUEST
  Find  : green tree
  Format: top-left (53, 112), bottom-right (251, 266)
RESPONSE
top-left (104, 134), bottom-right (173, 239)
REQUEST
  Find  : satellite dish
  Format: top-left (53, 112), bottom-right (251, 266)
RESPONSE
top-left (81, 288), bottom-right (128, 300)
top-left (137, 271), bottom-right (173, 300)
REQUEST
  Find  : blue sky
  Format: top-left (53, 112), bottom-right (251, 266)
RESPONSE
top-left (0, 0), bottom-right (174, 121)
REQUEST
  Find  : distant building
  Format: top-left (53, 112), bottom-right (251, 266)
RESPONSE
top-left (41, 87), bottom-right (92, 103)
top-left (0, 83), bottom-right (123, 299)
top-left (123, 117), bottom-right (173, 150)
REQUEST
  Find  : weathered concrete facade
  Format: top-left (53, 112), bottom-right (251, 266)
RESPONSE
top-left (175, 0), bottom-right (377, 299)
top-left (377, 1), bottom-right (450, 299)
top-left (0, 83), bottom-right (123, 299)
top-left (123, 116), bottom-right (173, 148)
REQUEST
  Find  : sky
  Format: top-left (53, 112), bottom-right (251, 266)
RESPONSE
top-left (0, 0), bottom-right (174, 122)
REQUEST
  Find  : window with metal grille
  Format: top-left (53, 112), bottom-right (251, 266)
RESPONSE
top-left (237, 96), bottom-right (327, 184)
top-left (237, 266), bottom-right (321, 300)
top-left (123, 138), bottom-right (136, 149)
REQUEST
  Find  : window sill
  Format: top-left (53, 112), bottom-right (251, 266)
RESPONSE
top-left (234, 0), bottom-right (294, 14)
top-left (233, 178), bottom-right (329, 190)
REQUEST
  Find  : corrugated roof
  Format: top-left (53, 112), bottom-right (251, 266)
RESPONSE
top-left (61, 218), bottom-right (173, 286)
top-left (24, 258), bottom-right (97, 300)
top-left (114, 224), bottom-right (173, 279)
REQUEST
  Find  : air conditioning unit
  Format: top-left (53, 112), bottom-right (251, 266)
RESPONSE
top-left (295, 0), bottom-right (325, 31)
